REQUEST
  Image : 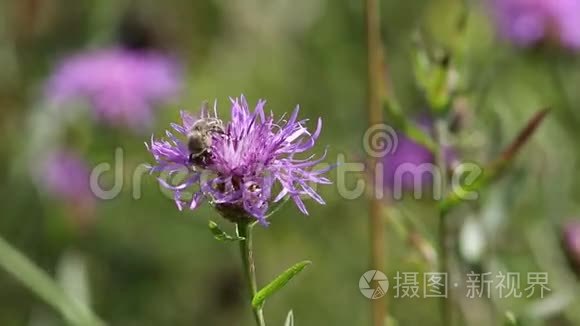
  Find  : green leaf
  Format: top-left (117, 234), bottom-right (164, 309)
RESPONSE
top-left (425, 62), bottom-right (452, 113)
top-left (284, 310), bottom-right (294, 326)
top-left (0, 236), bottom-right (104, 326)
top-left (410, 34), bottom-right (452, 114)
top-left (385, 315), bottom-right (399, 326)
top-left (503, 311), bottom-right (519, 326)
top-left (401, 121), bottom-right (438, 153)
top-left (252, 261), bottom-right (311, 308)
top-left (382, 101), bottom-right (438, 154)
top-left (411, 35), bottom-right (431, 88)
top-left (208, 221), bottom-right (245, 241)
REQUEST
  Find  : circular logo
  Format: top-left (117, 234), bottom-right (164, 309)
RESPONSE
top-left (362, 124), bottom-right (399, 158)
top-left (359, 270), bottom-right (389, 299)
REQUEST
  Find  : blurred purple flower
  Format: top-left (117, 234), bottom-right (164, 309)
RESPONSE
top-left (147, 96), bottom-right (331, 225)
top-left (382, 117), bottom-right (456, 198)
top-left (46, 48), bottom-right (181, 131)
top-left (39, 149), bottom-right (95, 207)
top-left (562, 220), bottom-right (580, 275)
top-left (490, 0), bottom-right (580, 50)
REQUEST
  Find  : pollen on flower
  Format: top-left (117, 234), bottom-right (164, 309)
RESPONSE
top-left (146, 95), bottom-right (331, 225)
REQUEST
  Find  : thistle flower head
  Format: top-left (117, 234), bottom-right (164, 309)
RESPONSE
top-left (46, 48), bottom-right (181, 131)
top-left (382, 116), bottom-right (456, 197)
top-left (147, 96), bottom-right (331, 225)
top-left (562, 220), bottom-right (580, 276)
top-left (490, 0), bottom-right (580, 50)
top-left (37, 149), bottom-right (95, 206)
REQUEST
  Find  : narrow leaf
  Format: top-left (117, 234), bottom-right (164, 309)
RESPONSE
top-left (284, 310), bottom-right (294, 326)
top-left (411, 33), bottom-right (452, 113)
top-left (402, 120), bottom-right (438, 153)
top-left (383, 100), bottom-right (438, 153)
top-left (208, 221), bottom-right (245, 241)
top-left (383, 41), bottom-right (439, 154)
top-left (503, 311), bottom-right (520, 326)
top-left (252, 261), bottom-right (311, 308)
top-left (0, 236), bottom-right (104, 325)
top-left (492, 108), bottom-right (550, 169)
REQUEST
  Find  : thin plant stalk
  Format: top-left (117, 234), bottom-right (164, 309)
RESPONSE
top-left (0, 235), bottom-right (104, 326)
top-left (364, 0), bottom-right (387, 324)
top-left (237, 222), bottom-right (266, 326)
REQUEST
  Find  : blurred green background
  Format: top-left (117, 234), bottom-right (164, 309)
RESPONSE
top-left (1, 0), bottom-right (580, 325)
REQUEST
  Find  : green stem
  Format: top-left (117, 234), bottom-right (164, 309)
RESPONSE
top-left (435, 118), bottom-right (453, 326)
top-left (237, 222), bottom-right (266, 326)
top-left (0, 235), bottom-right (104, 326)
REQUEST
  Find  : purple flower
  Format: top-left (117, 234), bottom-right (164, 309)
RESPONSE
top-left (562, 220), bottom-right (580, 276)
top-left (39, 149), bottom-right (95, 207)
top-left (146, 96), bottom-right (331, 225)
top-left (490, 0), bottom-right (580, 50)
top-left (382, 117), bottom-right (456, 198)
top-left (46, 48), bottom-right (181, 131)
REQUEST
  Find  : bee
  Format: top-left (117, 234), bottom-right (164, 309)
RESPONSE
top-left (187, 117), bottom-right (225, 166)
